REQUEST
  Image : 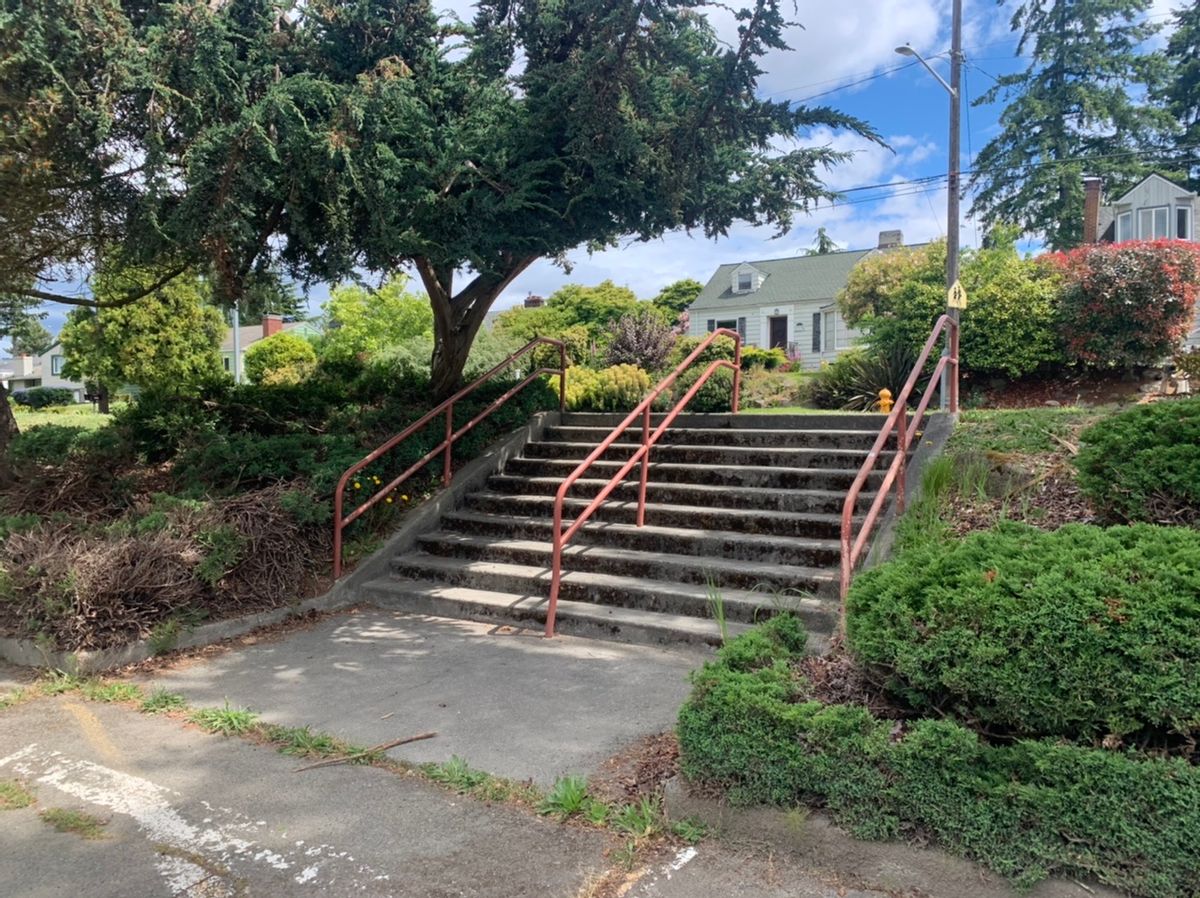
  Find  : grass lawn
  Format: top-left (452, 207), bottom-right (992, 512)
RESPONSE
top-left (13, 404), bottom-right (114, 431)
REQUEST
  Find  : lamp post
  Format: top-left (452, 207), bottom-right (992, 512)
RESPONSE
top-left (896, 0), bottom-right (962, 412)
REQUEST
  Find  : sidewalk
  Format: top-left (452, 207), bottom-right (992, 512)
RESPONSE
top-left (141, 609), bottom-right (707, 785)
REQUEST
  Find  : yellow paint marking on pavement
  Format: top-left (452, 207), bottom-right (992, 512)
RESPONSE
top-left (63, 702), bottom-right (123, 766)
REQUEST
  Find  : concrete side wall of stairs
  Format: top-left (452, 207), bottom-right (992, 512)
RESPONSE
top-left (354, 411), bottom-right (949, 653)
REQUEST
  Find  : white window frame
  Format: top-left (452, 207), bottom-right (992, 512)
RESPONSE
top-left (1177, 206), bottom-right (1193, 241)
top-left (51, 354), bottom-right (64, 375)
top-left (1116, 211), bottom-right (1133, 243)
top-left (1138, 205), bottom-right (1170, 240)
top-left (822, 309), bottom-right (837, 352)
top-left (735, 272), bottom-right (753, 292)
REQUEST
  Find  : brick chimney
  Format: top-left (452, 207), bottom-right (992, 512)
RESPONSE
top-left (877, 229), bottom-right (903, 249)
top-left (1083, 176), bottom-right (1102, 244)
top-left (262, 314), bottom-right (283, 339)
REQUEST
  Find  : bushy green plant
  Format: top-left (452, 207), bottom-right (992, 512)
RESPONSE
top-left (560, 364), bottom-right (651, 411)
top-left (174, 432), bottom-right (363, 496)
top-left (1175, 348), bottom-right (1200, 380)
top-left (846, 522), bottom-right (1200, 742)
top-left (838, 235), bottom-right (1063, 378)
top-left (666, 334), bottom-right (737, 371)
top-left (1075, 398), bottom-right (1200, 524)
top-left (740, 347), bottom-right (788, 370)
top-left (11, 387), bottom-right (74, 408)
top-left (243, 331), bottom-right (318, 386)
top-left (678, 618), bottom-right (1200, 898)
top-left (672, 365), bottom-right (734, 413)
top-left (809, 343), bottom-right (918, 411)
top-left (9, 424), bottom-right (88, 465)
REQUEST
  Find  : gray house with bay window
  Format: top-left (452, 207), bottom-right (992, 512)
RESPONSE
top-left (686, 231), bottom-right (911, 370)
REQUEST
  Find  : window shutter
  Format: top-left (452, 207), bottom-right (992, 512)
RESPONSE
top-left (736, 317), bottom-right (747, 341)
top-left (812, 313), bottom-right (821, 353)
top-left (706, 319), bottom-right (716, 333)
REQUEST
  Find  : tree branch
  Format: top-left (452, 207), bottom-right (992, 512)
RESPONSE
top-left (15, 267), bottom-right (189, 309)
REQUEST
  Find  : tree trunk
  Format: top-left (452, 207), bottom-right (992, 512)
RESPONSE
top-left (0, 379), bottom-right (19, 485)
top-left (97, 383), bottom-right (110, 414)
top-left (417, 255), bottom-right (537, 401)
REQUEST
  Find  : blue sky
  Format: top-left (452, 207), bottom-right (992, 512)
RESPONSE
top-left (29, 0), bottom-right (1180, 338)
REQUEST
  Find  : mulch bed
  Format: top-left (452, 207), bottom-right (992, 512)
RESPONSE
top-left (588, 731), bottom-right (680, 805)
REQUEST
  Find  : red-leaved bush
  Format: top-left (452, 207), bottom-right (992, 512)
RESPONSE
top-left (1048, 241), bottom-right (1200, 367)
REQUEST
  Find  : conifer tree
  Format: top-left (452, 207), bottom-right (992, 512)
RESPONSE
top-left (1158, 2), bottom-right (1200, 189)
top-left (970, 0), bottom-right (1170, 249)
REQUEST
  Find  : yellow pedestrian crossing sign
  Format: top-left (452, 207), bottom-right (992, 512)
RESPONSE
top-left (947, 281), bottom-right (968, 309)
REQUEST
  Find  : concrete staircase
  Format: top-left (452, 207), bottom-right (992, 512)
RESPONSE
top-left (361, 413), bottom-right (896, 652)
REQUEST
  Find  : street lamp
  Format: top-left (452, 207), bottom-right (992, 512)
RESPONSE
top-left (895, 0), bottom-right (963, 412)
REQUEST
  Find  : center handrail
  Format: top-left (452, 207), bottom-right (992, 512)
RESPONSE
top-left (838, 314), bottom-right (959, 634)
top-left (333, 337), bottom-right (566, 578)
top-left (545, 328), bottom-right (742, 637)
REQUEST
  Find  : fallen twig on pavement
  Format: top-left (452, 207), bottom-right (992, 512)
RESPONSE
top-left (294, 732), bottom-right (437, 772)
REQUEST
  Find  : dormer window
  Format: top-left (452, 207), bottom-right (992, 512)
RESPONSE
top-left (1138, 206), bottom-right (1170, 239)
top-left (736, 272), bottom-right (753, 292)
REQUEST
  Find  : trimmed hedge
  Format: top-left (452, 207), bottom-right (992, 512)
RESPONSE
top-left (678, 617), bottom-right (1200, 897)
top-left (12, 387), bottom-right (74, 408)
top-left (845, 522), bottom-right (1200, 743)
top-left (1075, 398), bottom-right (1200, 524)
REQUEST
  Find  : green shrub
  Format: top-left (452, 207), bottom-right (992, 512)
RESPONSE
top-left (738, 367), bottom-right (808, 409)
top-left (10, 425), bottom-right (89, 466)
top-left (174, 432), bottom-right (363, 496)
top-left (1175, 348), bottom-right (1200, 380)
top-left (11, 387), bottom-right (74, 408)
top-left (678, 619), bottom-right (1200, 897)
top-left (740, 347), bottom-right (788, 370)
top-left (560, 364), bottom-right (651, 411)
top-left (1075, 398), bottom-right (1200, 524)
top-left (673, 365), bottom-right (734, 413)
top-left (665, 334), bottom-right (737, 371)
top-left (243, 332), bottom-right (318, 386)
top-left (846, 522), bottom-right (1200, 743)
top-left (809, 344), bottom-right (918, 411)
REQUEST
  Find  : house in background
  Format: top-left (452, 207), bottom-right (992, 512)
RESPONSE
top-left (1084, 173), bottom-right (1200, 349)
top-left (221, 314), bottom-right (321, 382)
top-left (686, 231), bottom-right (909, 370)
top-left (0, 345), bottom-right (87, 402)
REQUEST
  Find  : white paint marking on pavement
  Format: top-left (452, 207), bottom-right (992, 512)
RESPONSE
top-left (667, 846), bottom-right (698, 873)
top-left (0, 744), bottom-right (388, 892)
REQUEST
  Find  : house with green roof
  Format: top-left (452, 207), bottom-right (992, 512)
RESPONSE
top-left (687, 230), bottom-right (908, 370)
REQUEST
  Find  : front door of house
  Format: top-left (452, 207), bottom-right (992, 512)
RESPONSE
top-left (768, 316), bottom-right (788, 350)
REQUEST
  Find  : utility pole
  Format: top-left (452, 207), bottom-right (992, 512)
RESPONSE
top-left (944, 0), bottom-right (963, 412)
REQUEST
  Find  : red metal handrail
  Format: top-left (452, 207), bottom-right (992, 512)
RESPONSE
top-left (838, 315), bottom-right (959, 632)
top-left (545, 328), bottom-right (742, 637)
top-left (333, 337), bottom-right (567, 578)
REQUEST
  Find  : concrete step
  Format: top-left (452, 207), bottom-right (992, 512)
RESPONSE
top-left (410, 532), bottom-right (836, 592)
top-left (485, 474), bottom-right (878, 515)
top-left (560, 412), bottom-right (899, 431)
top-left (360, 578), bottom-right (763, 649)
top-left (502, 456), bottom-right (879, 491)
top-left (462, 492), bottom-right (857, 540)
top-left (542, 425), bottom-right (891, 451)
top-left (520, 440), bottom-right (894, 469)
top-left (439, 510), bottom-right (842, 567)
top-left (386, 553), bottom-right (839, 625)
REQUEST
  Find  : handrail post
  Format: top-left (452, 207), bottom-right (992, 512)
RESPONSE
top-left (637, 404), bottom-right (651, 527)
top-left (558, 343), bottom-right (567, 414)
top-left (443, 404), bottom-right (454, 485)
top-left (547, 496), bottom-right (565, 638)
top-left (333, 489), bottom-right (344, 580)
top-left (732, 339), bottom-right (742, 413)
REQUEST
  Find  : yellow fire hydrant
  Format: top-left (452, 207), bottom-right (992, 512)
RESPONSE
top-left (878, 388), bottom-right (894, 414)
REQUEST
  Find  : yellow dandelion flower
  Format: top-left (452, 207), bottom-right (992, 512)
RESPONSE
top-left (353, 481), bottom-right (361, 490)
top-left (385, 496), bottom-right (393, 504)
top-left (401, 494), bottom-right (410, 503)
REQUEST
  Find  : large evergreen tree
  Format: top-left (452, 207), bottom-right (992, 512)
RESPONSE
top-left (1159, 2), bottom-right (1200, 189)
top-left (2, 0), bottom-right (877, 399)
top-left (970, 0), bottom-right (1170, 249)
